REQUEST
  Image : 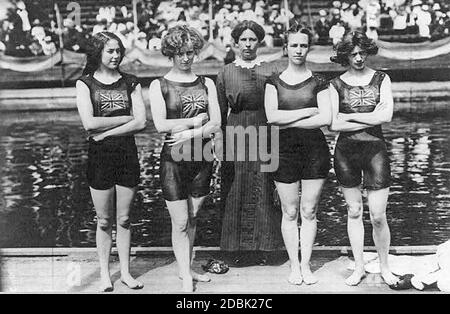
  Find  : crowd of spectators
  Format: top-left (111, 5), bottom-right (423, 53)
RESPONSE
top-left (2, 0), bottom-right (450, 58)
top-left (0, 0), bottom-right (91, 57)
top-left (315, 0), bottom-right (450, 45)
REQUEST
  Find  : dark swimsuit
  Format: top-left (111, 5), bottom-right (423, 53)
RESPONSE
top-left (78, 73), bottom-right (141, 190)
top-left (330, 71), bottom-right (391, 190)
top-left (266, 73), bottom-right (331, 183)
top-left (159, 76), bottom-right (213, 201)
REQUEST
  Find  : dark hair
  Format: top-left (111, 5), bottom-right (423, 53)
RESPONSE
top-left (285, 20), bottom-right (313, 46)
top-left (82, 32), bottom-right (125, 75)
top-left (231, 20), bottom-right (265, 43)
top-left (161, 25), bottom-right (204, 59)
top-left (330, 31), bottom-right (378, 66)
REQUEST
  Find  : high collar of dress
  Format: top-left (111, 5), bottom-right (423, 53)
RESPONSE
top-left (233, 57), bottom-right (263, 69)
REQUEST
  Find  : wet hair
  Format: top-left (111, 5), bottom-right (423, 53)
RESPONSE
top-left (82, 32), bottom-right (125, 75)
top-left (285, 20), bottom-right (313, 46)
top-left (231, 20), bottom-right (265, 43)
top-left (161, 25), bottom-right (204, 59)
top-left (330, 31), bottom-right (378, 66)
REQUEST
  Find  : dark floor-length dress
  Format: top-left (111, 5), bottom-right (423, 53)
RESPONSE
top-left (216, 60), bottom-right (283, 251)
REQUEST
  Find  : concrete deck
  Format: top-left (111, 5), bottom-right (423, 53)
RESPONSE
top-left (0, 247), bottom-right (440, 294)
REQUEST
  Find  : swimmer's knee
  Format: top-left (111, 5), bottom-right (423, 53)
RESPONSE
top-left (370, 212), bottom-right (387, 228)
top-left (171, 217), bottom-right (189, 233)
top-left (97, 217), bottom-right (112, 230)
top-left (282, 204), bottom-right (299, 221)
top-left (117, 215), bottom-right (131, 229)
top-left (347, 202), bottom-right (363, 219)
top-left (300, 203), bottom-right (317, 221)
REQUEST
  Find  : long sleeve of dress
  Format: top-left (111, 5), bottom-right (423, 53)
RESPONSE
top-left (216, 70), bottom-right (229, 130)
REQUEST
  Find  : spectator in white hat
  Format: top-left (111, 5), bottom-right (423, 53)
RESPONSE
top-left (329, 20), bottom-right (345, 45)
top-left (366, 0), bottom-right (381, 29)
top-left (315, 9), bottom-right (331, 45)
top-left (41, 35), bottom-right (56, 56)
top-left (135, 32), bottom-right (148, 49)
top-left (148, 34), bottom-right (162, 51)
top-left (16, 1), bottom-right (31, 32)
top-left (416, 4), bottom-right (431, 38)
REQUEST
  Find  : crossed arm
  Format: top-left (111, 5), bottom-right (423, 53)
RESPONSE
top-left (149, 79), bottom-right (209, 134)
top-left (328, 84), bottom-right (375, 132)
top-left (337, 75), bottom-right (394, 126)
top-left (76, 80), bottom-right (133, 133)
top-left (76, 81), bottom-right (147, 141)
top-left (264, 84), bottom-right (331, 129)
top-left (149, 78), bottom-right (221, 145)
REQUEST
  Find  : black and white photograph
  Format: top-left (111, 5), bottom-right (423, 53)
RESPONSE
top-left (0, 0), bottom-right (449, 297)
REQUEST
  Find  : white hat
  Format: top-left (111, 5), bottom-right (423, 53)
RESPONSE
top-left (319, 9), bottom-right (327, 16)
top-left (242, 2), bottom-right (251, 10)
top-left (117, 23), bottom-right (126, 32)
top-left (63, 18), bottom-right (75, 28)
top-left (138, 32), bottom-right (146, 38)
top-left (433, 3), bottom-right (441, 10)
top-left (411, 0), bottom-right (422, 6)
top-left (332, 1), bottom-right (341, 8)
top-left (16, 1), bottom-right (26, 10)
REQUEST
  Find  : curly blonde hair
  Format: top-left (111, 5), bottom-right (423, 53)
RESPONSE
top-left (161, 25), bottom-right (204, 59)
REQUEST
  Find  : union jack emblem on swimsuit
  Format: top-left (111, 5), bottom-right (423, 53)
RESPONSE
top-left (348, 88), bottom-right (376, 109)
top-left (100, 92), bottom-right (126, 112)
top-left (181, 93), bottom-right (206, 116)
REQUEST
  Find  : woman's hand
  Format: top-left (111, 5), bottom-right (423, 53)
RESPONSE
top-left (91, 133), bottom-right (106, 142)
top-left (374, 101), bottom-right (388, 112)
top-left (196, 112), bottom-right (210, 126)
top-left (337, 113), bottom-right (351, 121)
top-left (167, 113), bottom-right (209, 134)
top-left (305, 107), bottom-right (320, 117)
top-left (166, 129), bottom-right (195, 146)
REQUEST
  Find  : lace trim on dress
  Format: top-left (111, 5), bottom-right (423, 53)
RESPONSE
top-left (233, 57), bottom-right (264, 69)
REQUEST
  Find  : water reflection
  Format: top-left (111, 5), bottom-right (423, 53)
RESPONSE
top-left (0, 110), bottom-right (449, 247)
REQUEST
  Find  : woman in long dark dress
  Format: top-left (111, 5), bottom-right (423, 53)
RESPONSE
top-left (216, 20), bottom-right (283, 264)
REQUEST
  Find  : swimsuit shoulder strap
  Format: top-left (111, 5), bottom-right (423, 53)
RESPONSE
top-left (330, 76), bottom-right (343, 91)
top-left (77, 74), bottom-right (93, 89)
top-left (370, 71), bottom-right (387, 87)
top-left (313, 73), bottom-right (329, 94)
top-left (265, 72), bottom-right (279, 88)
top-left (158, 77), bottom-right (169, 96)
top-left (121, 72), bottom-right (140, 91)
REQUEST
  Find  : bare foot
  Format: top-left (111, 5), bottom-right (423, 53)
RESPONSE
top-left (99, 277), bottom-right (113, 292)
top-left (192, 271), bottom-right (211, 282)
top-left (301, 265), bottom-right (318, 285)
top-left (287, 269), bottom-right (303, 285)
top-left (182, 276), bottom-right (194, 293)
top-left (345, 269), bottom-right (367, 286)
top-left (120, 273), bottom-right (144, 290)
top-left (381, 270), bottom-right (399, 286)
